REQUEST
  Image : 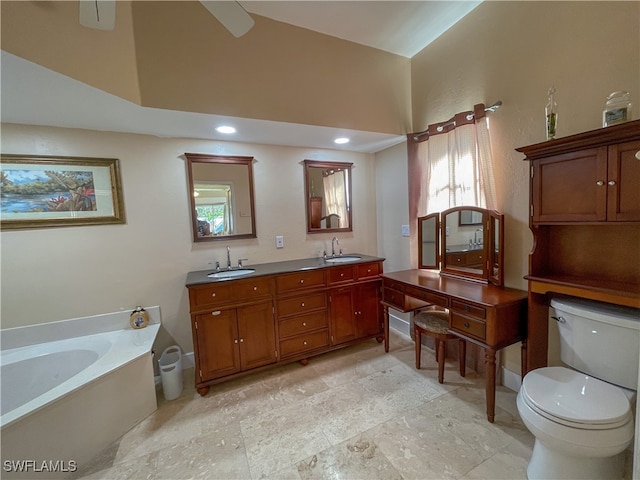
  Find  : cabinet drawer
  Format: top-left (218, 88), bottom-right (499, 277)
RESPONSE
top-left (404, 285), bottom-right (448, 307)
top-left (280, 329), bottom-right (329, 357)
top-left (190, 276), bottom-right (274, 308)
top-left (279, 311), bottom-right (328, 338)
top-left (450, 312), bottom-right (486, 341)
top-left (356, 262), bottom-right (380, 279)
top-left (277, 292), bottom-right (327, 317)
top-left (276, 270), bottom-right (326, 293)
top-left (328, 266), bottom-right (354, 284)
top-left (451, 299), bottom-right (486, 319)
top-left (383, 288), bottom-right (405, 310)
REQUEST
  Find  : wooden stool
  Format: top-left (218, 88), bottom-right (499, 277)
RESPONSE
top-left (414, 309), bottom-right (466, 384)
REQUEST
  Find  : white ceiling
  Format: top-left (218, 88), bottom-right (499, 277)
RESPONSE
top-left (0, 1), bottom-right (481, 153)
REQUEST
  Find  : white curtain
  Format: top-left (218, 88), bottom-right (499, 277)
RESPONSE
top-left (323, 170), bottom-right (348, 228)
top-left (418, 116), bottom-right (497, 217)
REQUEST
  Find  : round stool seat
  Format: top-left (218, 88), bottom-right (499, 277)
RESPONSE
top-left (413, 309), bottom-right (465, 383)
top-left (414, 310), bottom-right (450, 334)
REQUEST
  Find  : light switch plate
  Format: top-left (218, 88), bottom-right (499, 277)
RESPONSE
top-left (275, 235), bottom-right (284, 248)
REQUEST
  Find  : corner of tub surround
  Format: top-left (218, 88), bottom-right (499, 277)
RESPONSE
top-left (1, 306), bottom-right (161, 351)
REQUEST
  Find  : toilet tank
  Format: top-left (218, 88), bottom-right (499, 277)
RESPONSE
top-left (550, 297), bottom-right (640, 390)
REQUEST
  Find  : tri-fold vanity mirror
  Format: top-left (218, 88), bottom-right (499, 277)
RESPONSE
top-left (185, 153), bottom-right (257, 242)
top-left (304, 160), bottom-right (353, 233)
top-left (418, 206), bottom-right (504, 286)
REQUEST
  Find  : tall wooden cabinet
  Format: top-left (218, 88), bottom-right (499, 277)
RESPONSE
top-left (517, 120), bottom-right (640, 371)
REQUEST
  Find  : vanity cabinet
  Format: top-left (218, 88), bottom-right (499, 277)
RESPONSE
top-left (517, 120), bottom-right (640, 371)
top-left (187, 256), bottom-right (384, 395)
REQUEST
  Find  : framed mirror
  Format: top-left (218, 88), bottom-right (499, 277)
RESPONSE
top-left (417, 206), bottom-right (504, 286)
top-left (185, 153), bottom-right (256, 242)
top-left (304, 160), bottom-right (353, 233)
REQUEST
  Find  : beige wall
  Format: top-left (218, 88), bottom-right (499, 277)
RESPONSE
top-left (0, 124), bottom-right (377, 353)
top-left (406, 1), bottom-right (639, 371)
top-left (0, 0), bottom-right (411, 135)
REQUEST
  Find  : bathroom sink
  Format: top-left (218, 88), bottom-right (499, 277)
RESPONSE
top-left (324, 255), bottom-right (362, 264)
top-left (207, 268), bottom-right (255, 279)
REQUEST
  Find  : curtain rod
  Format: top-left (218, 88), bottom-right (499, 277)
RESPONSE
top-left (412, 100), bottom-right (502, 141)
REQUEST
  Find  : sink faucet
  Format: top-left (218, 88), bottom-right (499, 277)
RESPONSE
top-left (474, 228), bottom-right (483, 246)
top-left (226, 246), bottom-right (232, 269)
top-left (331, 237), bottom-right (339, 257)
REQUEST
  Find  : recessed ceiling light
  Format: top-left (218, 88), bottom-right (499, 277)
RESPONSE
top-left (334, 137), bottom-right (350, 144)
top-left (215, 125), bottom-right (236, 134)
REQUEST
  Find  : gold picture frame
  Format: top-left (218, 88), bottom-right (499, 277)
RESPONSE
top-left (1, 154), bottom-right (125, 230)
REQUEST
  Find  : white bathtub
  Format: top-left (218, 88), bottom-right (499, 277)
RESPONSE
top-left (1, 307), bottom-right (161, 479)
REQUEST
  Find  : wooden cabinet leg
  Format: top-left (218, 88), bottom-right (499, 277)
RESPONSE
top-left (299, 358), bottom-right (309, 366)
top-left (485, 347), bottom-right (497, 423)
top-left (197, 386), bottom-right (209, 397)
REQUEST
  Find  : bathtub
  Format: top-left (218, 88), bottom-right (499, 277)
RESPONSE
top-left (1, 307), bottom-right (161, 479)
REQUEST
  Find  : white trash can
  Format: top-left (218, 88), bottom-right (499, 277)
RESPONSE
top-left (158, 345), bottom-right (183, 400)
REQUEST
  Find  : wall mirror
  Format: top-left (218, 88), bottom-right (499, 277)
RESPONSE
top-left (418, 206), bottom-right (504, 286)
top-left (185, 153), bottom-right (256, 242)
top-left (304, 160), bottom-right (353, 233)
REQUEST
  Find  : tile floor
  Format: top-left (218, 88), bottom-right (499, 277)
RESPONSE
top-left (74, 329), bottom-right (629, 480)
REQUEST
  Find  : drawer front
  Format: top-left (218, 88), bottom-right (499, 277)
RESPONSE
top-left (356, 262), bottom-right (380, 279)
top-left (451, 299), bottom-right (486, 319)
top-left (279, 329), bottom-right (329, 357)
top-left (190, 276), bottom-right (273, 309)
top-left (383, 288), bottom-right (405, 310)
top-left (276, 270), bottom-right (326, 293)
top-left (404, 285), bottom-right (449, 307)
top-left (328, 266), bottom-right (354, 284)
top-left (277, 292), bottom-right (327, 317)
top-left (450, 311), bottom-right (486, 341)
top-left (279, 311), bottom-right (328, 338)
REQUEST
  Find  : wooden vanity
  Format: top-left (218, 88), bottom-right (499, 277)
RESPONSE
top-left (186, 255), bottom-right (384, 396)
top-left (381, 270), bottom-right (527, 423)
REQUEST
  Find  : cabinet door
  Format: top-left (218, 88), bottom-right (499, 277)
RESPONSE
top-left (532, 147), bottom-right (608, 223)
top-left (355, 281), bottom-right (382, 338)
top-left (329, 287), bottom-right (358, 345)
top-left (237, 301), bottom-right (277, 370)
top-left (195, 309), bottom-right (241, 381)
top-left (607, 140), bottom-right (640, 221)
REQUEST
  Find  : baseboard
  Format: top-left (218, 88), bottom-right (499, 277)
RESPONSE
top-left (389, 312), bottom-right (410, 336)
top-left (501, 366), bottom-right (522, 392)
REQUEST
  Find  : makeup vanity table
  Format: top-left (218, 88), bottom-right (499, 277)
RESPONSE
top-left (381, 207), bottom-right (528, 423)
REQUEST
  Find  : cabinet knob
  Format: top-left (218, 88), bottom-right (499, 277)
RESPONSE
top-left (211, 292), bottom-right (216, 297)
top-left (239, 338), bottom-right (244, 343)
top-left (301, 302), bottom-right (305, 307)
top-left (303, 341), bottom-right (308, 346)
top-left (596, 180), bottom-right (605, 186)
top-left (608, 180), bottom-right (616, 186)
top-left (234, 339), bottom-right (238, 344)
top-left (253, 286), bottom-right (258, 291)
top-left (464, 321), bottom-right (470, 328)
top-left (302, 322), bottom-right (307, 327)
top-left (635, 151), bottom-right (640, 160)
top-left (367, 269), bottom-right (371, 273)
top-left (300, 279), bottom-right (304, 284)
top-left (340, 273), bottom-right (344, 277)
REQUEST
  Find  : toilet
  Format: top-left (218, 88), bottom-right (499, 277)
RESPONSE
top-left (517, 297), bottom-right (640, 480)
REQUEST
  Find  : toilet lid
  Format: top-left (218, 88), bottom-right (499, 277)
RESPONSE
top-left (522, 367), bottom-right (632, 428)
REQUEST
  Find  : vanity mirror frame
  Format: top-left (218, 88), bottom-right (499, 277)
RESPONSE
top-left (418, 206), bottom-right (504, 286)
top-left (304, 160), bottom-right (353, 234)
top-left (185, 153), bottom-right (257, 242)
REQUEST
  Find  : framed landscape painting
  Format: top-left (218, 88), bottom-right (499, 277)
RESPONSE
top-left (1, 154), bottom-right (125, 230)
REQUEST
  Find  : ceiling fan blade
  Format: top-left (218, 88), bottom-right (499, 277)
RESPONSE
top-left (79, 0), bottom-right (115, 31)
top-left (200, 1), bottom-right (255, 38)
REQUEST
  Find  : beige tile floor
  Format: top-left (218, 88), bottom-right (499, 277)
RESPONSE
top-left (75, 330), bottom-right (549, 479)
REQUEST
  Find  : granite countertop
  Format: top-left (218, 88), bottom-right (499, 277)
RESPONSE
top-left (185, 253), bottom-right (385, 286)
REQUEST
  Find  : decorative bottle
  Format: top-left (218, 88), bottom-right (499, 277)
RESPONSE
top-left (545, 87), bottom-right (558, 140)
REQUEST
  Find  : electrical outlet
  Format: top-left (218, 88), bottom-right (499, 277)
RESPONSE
top-left (401, 225), bottom-right (410, 237)
top-left (275, 235), bottom-right (284, 248)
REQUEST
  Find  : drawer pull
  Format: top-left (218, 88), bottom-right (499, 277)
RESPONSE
top-left (367, 269), bottom-right (371, 273)
top-left (300, 279), bottom-right (304, 284)
top-left (302, 322), bottom-right (307, 327)
top-left (253, 286), bottom-right (258, 291)
top-left (212, 311), bottom-right (221, 316)
top-left (303, 341), bottom-right (308, 346)
top-left (340, 273), bottom-right (344, 277)
top-left (211, 293), bottom-right (216, 297)
top-left (301, 302), bottom-right (305, 307)
top-left (464, 321), bottom-right (470, 328)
